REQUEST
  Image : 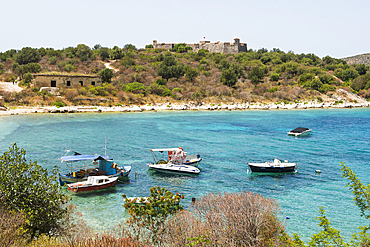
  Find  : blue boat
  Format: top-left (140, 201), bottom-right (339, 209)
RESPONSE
top-left (58, 153), bottom-right (131, 186)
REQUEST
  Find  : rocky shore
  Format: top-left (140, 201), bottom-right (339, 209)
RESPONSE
top-left (0, 100), bottom-right (369, 116)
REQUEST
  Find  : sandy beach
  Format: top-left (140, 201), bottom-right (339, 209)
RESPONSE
top-left (0, 100), bottom-right (369, 117)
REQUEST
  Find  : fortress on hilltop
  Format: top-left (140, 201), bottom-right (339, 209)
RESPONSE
top-left (153, 38), bottom-right (247, 54)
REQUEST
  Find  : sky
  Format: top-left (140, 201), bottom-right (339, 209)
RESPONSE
top-left (1, 0), bottom-right (369, 58)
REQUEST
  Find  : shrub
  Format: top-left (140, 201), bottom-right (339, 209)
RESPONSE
top-left (64, 64), bottom-right (74, 72)
top-left (124, 82), bottom-right (146, 95)
top-left (269, 87), bottom-right (278, 93)
top-left (0, 206), bottom-right (26, 247)
top-left (147, 83), bottom-right (171, 96)
top-left (161, 191), bottom-right (283, 246)
top-left (53, 101), bottom-right (64, 108)
top-left (270, 73), bottom-right (280, 82)
top-left (319, 84), bottom-right (336, 94)
top-left (65, 89), bottom-right (78, 102)
top-left (185, 67), bottom-right (199, 81)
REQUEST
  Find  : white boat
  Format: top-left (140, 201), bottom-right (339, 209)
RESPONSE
top-left (148, 162), bottom-right (200, 175)
top-left (149, 147), bottom-right (202, 167)
top-left (248, 158), bottom-right (297, 173)
top-left (287, 127), bottom-right (312, 137)
top-left (67, 176), bottom-right (118, 193)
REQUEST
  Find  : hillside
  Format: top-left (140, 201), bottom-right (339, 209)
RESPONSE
top-left (0, 44), bottom-right (369, 107)
top-left (342, 53), bottom-right (370, 66)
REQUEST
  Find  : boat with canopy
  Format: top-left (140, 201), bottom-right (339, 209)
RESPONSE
top-left (59, 151), bottom-right (131, 186)
top-left (149, 147), bottom-right (202, 167)
top-left (148, 147), bottom-right (201, 175)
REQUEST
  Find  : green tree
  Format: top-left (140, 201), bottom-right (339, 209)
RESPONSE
top-left (221, 68), bottom-right (238, 87)
top-left (336, 68), bottom-right (359, 82)
top-left (309, 78), bottom-right (323, 91)
top-left (123, 187), bottom-right (183, 245)
top-left (99, 68), bottom-right (114, 83)
top-left (109, 46), bottom-right (124, 60)
top-left (247, 66), bottom-right (268, 84)
top-left (15, 47), bottom-right (41, 65)
top-left (99, 47), bottom-right (110, 61)
top-left (76, 44), bottom-right (93, 62)
top-left (0, 144), bottom-right (70, 239)
top-left (124, 44), bottom-right (136, 50)
top-left (145, 44), bottom-right (154, 49)
top-left (351, 74), bottom-right (370, 92)
top-left (355, 64), bottom-right (367, 76)
top-left (185, 67), bottom-right (199, 81)
top-left (22, 72), bottom-right (33, 85)
top-left (157, 55), bottom-right (186, 80)
top-left (93, 44), bottom-right (102, 50)
top-left (21, 63), bottom-right (41, 75)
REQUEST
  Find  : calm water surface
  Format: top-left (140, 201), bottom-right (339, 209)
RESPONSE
top-left (0, 108), bottom-right (369, 241)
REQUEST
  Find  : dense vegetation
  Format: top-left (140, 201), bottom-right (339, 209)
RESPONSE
top-left (1, 44), bottom-right (370, 107)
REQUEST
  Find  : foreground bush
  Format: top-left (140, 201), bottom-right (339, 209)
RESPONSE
top-left (0, 205), bottom-right (26, 246)
top-left (161, 191), bottom-right (283, 246)
top-left (0, 143), bottom-right (70, 239)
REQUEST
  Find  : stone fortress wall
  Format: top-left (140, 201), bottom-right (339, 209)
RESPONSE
top-left (153, 38), bottom-right (247, 54)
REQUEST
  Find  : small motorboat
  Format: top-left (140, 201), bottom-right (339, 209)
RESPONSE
top-left (247, 158), bottom-right (297, 173)
top-left (287, 127), bottom-right (312, 137)
top-left (150, 148), bottom-right (203, 167)
top-left (67, 176), bottom-right (118, 192)
top-left (148, 163), bottom-right (200, 175)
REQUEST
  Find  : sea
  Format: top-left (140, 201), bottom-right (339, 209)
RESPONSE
top-left (0, 108), bottom-right (369, 242)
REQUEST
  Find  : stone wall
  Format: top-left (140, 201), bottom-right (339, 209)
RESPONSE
top-left (153, 38), bottom-right (247, 54)
top-left (32, 74), bottom-right (102, 88)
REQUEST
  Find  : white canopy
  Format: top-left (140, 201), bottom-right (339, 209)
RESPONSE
top-left (150, 148), bottom-right (182, 152)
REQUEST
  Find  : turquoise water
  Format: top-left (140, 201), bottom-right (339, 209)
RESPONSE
top-left (1, 109), bottom-right (369, 241)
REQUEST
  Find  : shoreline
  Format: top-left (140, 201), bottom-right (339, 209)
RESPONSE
top-left (1, 101), bottom-right (369, 116)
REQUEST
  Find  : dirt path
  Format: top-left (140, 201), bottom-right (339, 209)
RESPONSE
top-left (104, 61), bottom-right (118, 72)
top-left (0, 82), bottom-right (23, 93)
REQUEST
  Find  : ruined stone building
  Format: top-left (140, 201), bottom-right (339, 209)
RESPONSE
top-left (152, 38), bottom-right (247, 54)
top-left (31, 74), bottom-right (102, 88)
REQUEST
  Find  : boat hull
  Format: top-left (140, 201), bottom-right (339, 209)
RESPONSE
top-left (148, 164), bottom-right (200, 175)
top-left (59, 166), bottom-right (131, 186)
top-left (248, 164), bottom-right (296, 173)
top-left (67, 179), bottom-right (117, 193)
top-left (184, 158), bottom-right (202, 167)
top-left (287, 129), bottom-right (312, 137)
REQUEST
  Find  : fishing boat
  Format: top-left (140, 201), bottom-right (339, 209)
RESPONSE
top-left (287, 127), bottom-right (312, 137)
top-left (150, 148), bottom-right (202, 167)
top-left (59, 151), bottom-right (131, 186)
top-left (247, 158), bottom-right (297, 173)
top-left (67, 176), bottom-right (118, 193)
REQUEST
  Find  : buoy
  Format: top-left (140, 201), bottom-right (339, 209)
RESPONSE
top-left (315, 170), bottom-right (322, 173)
top-left (286, 216), bottom-right (290, 219)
